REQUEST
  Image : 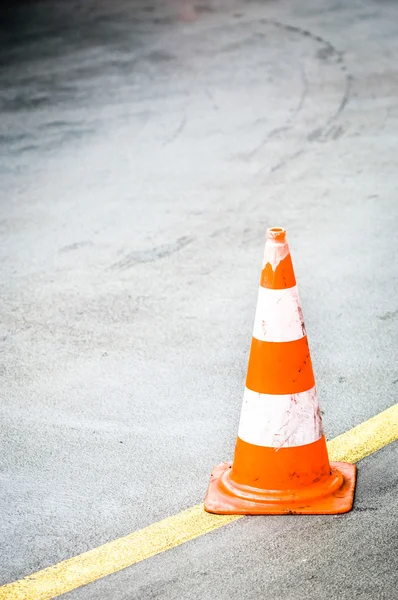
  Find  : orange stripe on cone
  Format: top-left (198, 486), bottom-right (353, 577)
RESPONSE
top-left (261, 253), bottom-right (296, 290)
top-left (246, 337), bottom-right (315, 395)
top-left (231, 436), bottom-right (330, 490)
top-left (204, 227), bottom-right (356, 515)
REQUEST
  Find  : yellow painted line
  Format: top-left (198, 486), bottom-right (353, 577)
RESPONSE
top-left (1, 403), bottom-right (397, 600)
top-left (0, 507), bottom-right (239, 600)
top-left (327, 403), bottom-right (398, 463)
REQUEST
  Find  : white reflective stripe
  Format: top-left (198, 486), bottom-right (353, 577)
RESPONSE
top-left (238, 386), bottom-right (324, 449)
top-left (252, 285), bottom-right (306, 342)
top-left (262, 240), bottom-right (289, 271)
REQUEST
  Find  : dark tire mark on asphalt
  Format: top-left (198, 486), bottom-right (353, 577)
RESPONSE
top-left (378, 309), bottom-right (398, 321)
top-left (246, 62), bottom-right (309, 160)
top-left (110, 235), bottom-right (194, 270)
top-left (251, 18), bottom-right (353, 174)
top-left (261, 19), bottom-right (353, 141)
top-left (270, 149), bottom-right (305, 174)
top-left (59, 241), bottom-right (93, 253)
top-left (262, 19), bottom-right (340, 61)
top-left (162, 115), bottom-right (187, 146)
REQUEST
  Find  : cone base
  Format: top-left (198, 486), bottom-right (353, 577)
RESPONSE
top-left (204, 461), bottom-right (357, 515)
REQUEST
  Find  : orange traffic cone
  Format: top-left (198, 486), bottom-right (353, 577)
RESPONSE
top-left (204, 227), bottom-right (356, 515)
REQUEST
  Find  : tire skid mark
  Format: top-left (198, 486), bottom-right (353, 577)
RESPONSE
top-left (252, 18), bottom-right (353, 174)
top-left (246, 63), bottom-right (309, 160)
top-left (110, 235), bottom-right (194, 270)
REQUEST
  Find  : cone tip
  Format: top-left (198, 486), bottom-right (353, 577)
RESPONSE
top-left (266, 227), bottom-right (286, 242)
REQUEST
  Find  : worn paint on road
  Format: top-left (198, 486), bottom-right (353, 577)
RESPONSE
top-left (1, 403), bottom-right (397, 600)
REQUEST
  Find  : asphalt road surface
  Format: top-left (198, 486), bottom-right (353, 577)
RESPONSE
top-left (1, 0), bottom-right (397, 598)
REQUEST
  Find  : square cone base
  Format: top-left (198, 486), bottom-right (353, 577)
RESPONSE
top-left (204, 461), bottom-right (357, 515)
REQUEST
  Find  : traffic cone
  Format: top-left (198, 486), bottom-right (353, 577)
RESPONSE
top-left (204, 227), bottom-right (356, 515)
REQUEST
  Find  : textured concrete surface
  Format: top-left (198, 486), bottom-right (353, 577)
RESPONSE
top-left (0, 0), bottom-right (397, 596)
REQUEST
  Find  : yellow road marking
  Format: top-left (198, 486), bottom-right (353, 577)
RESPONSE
top-left (1, 403), bottom-right (397, 600)
top-left (327, 403), bottom-right (398, 463)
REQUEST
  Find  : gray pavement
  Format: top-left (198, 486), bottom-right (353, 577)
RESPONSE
top-left (1, 0), bottom-right (398, 597)
top-left (65, 442), bottom-right (398, 600)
